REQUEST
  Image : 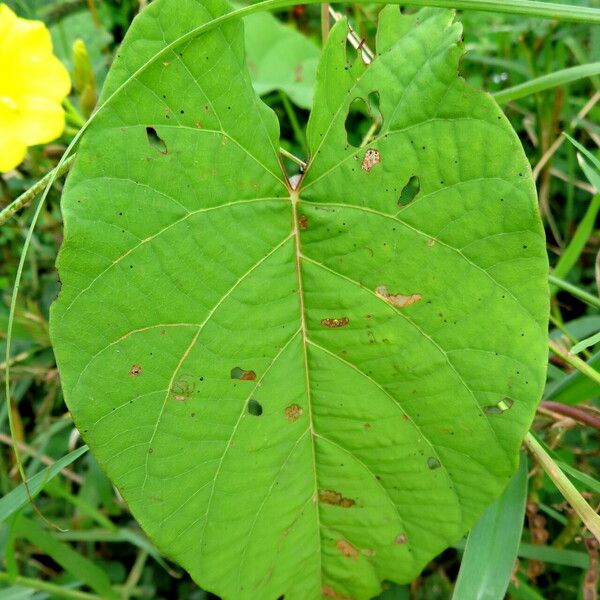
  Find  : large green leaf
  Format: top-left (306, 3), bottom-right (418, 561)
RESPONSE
top-left (50, 1), bottom-right (549, 598)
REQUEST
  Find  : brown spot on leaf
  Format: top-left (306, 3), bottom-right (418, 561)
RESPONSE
top-left (395, 533), bottom-right (408, 545)
top-left (322, 586), bottom-right (351, 600)
top-left (171, 376), bottom-right (196, 401)
top-left (285, 403), bottom-right (303, 422)
top-left (294, 64), bottom-right (303, 82)
top-left (336, 540), bottom-right (359, 559)
top-left (319, 489), bottom-right (356, 508)
top-left (427, 238), bottom-right (436, 247)
top-left (361, 148), bottom-right (380, 172)
top-left (321, 317), bottom-right (349, 328)
top-left (363, 423), bottom-right (371, 429)
top-left (195, 121), bottom-right (203, 129)
top-left (231, 367), bottom-right (256, 381)
top-left (129, 364), bottom-right (142, 377)
top-left (375, 285), bottom-right (422, 308)
top-left (299, 215), bottom-right (308, 230)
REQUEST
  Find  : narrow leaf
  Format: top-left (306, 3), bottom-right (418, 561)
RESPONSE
top-left (452, 453), bottom-right (527, 600)
top-left (0, 446), bottom-right (88, 524)
top-left (493, 63), bottom-right (600, 104)
top-left (552, 195), bottom-right (600, 283)
top-left (16, 516), bottom-right (119, 600)
top-left (571, 331), bottom-right (600, 355)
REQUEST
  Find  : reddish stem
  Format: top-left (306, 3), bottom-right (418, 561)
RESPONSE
top-left (541, 401), bottom-right (600, 431)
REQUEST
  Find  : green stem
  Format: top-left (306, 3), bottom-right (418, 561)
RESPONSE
top-left (0, 573), bottom-right (102, 600)
top-left (280, 147), bottom-right (307, 170)
top-left (122, 550), bottom-right (149, 600)
top-left (549, 274), bottom-right (600, 309)
top-left (63, 98), bottom-right (86, 129)
top-left (0, 155), bottom-right (76, 227)
top-left (494, 63), bottom-right (600, 104)
top-left (278, 91), bottom-right (308, 154)
top-left (523, 433), bottom-right (600, 542)
top-left (548, 339), bottom-right (600, 387)
top-left (396, 0), bottom-right (600, 23)
top-left (360, 118), bottom-right (381, 147)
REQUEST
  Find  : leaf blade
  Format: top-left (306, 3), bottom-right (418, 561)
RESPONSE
top-left (50, 2), bottom-right (549, 598)
top-left (452, 453), bottom-right (528, 600)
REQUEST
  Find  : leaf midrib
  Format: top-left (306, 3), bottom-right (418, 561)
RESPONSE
top-left (290, 188), bottom-right (324, 586)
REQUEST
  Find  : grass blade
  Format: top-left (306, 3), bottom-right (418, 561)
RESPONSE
top-left (0, 573), bottom-right (101, 600)
top-left (0, 446), bottom-right (88, 523)
top-left (572, 331), bottom-right (600, 355)
top-left (552, 195), bottom-right (600, 282)
top-left (548, 275), bottom-right (600, 309)
top-left (564, 133), bottom-right (600, 173)
top-left (452, 453), bottom-right (528, 600)
top-left (393, 0), bottom-right (600, 23)
top-left (15, 516), bottom-right (120, 600)
top-left (494, 63), bottom-right (600, 104)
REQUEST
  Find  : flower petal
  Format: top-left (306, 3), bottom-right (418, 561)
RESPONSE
top-left (0, 4), bottom-right (17, 42)
top-left (0, 4), bottom-right (71, 101)
top-left (0, 134), bottom-right (26, 172)
top-left (12, 95), bottom-right (66, 145)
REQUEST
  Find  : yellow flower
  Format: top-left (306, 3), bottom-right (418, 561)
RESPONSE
top-left (0, 4), bottom-right (71, 172)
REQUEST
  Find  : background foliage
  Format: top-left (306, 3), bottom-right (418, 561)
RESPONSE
top-left (0, 0), bottom-right (599, 598)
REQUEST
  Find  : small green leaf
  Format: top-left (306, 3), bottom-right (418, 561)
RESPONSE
top-left (571, 331), bottom-right (600, 355)
top-left (50, 1), bottom-right (548, 597)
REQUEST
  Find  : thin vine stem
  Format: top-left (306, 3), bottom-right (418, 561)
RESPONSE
top-left (280, 147), bottom-right (308, 170)
top-left (0, 156), bottom-right (76, 227)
